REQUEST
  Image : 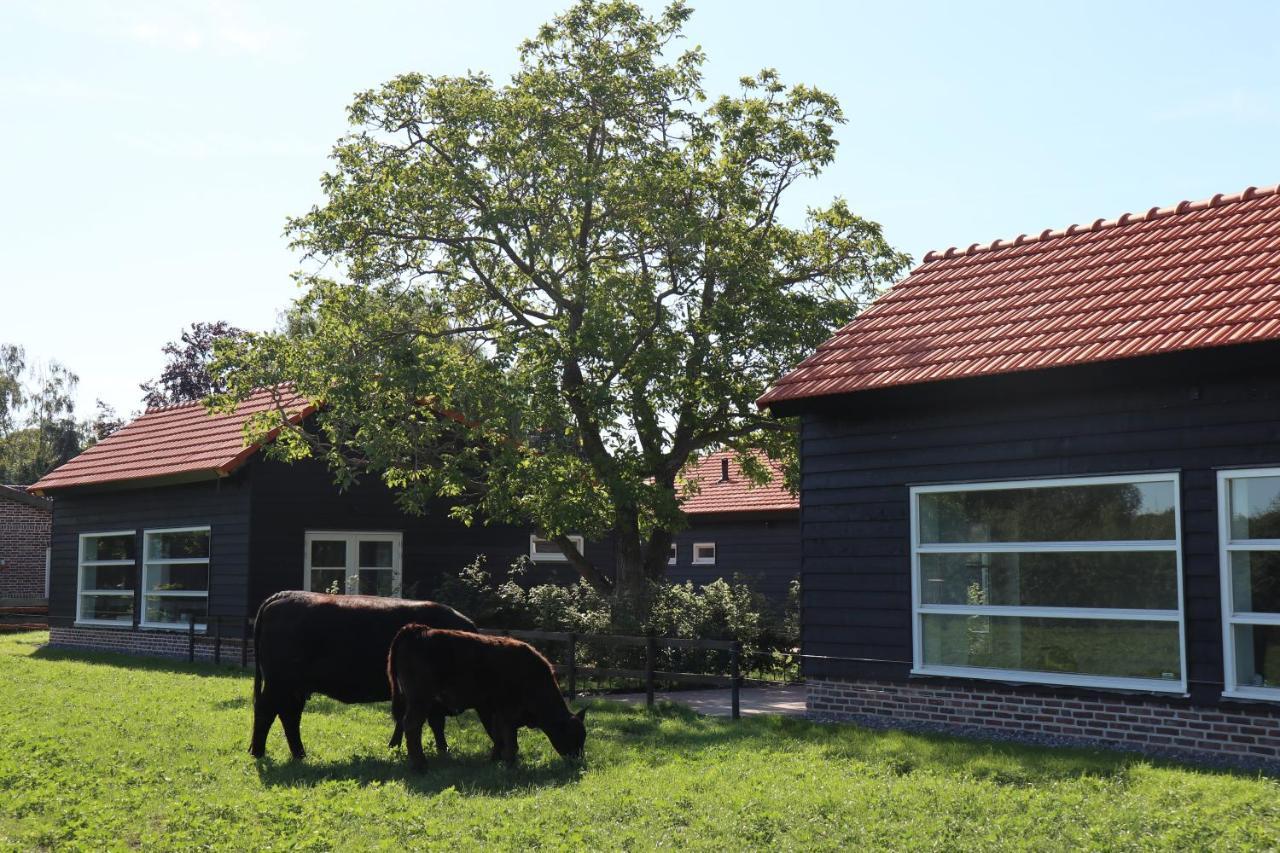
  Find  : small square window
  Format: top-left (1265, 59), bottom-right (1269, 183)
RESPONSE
top-left (530, 535), bottom-right (585, 563)
top-left (693, 542), bottom-right (716, 565)
top-left (668, 543), bottom-right (677, 565)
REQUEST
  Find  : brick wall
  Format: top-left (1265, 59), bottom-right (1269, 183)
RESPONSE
top-left (809, 678), bottom-right (1280, 767)
top-left (48, 625), bottom-right (253, 665)
top-left (0, 500), bottom-right (50, 599)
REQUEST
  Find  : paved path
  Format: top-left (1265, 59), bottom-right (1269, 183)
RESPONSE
top-left (606, 685), bottom-right (806, 718)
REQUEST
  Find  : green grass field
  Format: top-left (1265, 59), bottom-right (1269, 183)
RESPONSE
top-left (1, 632), bottom-right (1278, 851)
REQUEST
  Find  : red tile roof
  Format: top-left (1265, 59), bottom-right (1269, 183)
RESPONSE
top-left (29, 387), bottom-right (315, 494)
top-left (680, 451), bottom-right (798, 515)
top-left (759, 183), bottom-right (1280, 407)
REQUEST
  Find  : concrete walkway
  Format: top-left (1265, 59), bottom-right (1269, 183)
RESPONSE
top-left (606, 685), bottom-right (806, 718)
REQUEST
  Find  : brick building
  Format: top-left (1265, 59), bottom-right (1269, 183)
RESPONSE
top-left (0, 486), bottom-right (51, 600)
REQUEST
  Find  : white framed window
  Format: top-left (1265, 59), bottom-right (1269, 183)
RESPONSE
top-left (529, 535), bottom-right (585, 563)
top-left (692, 542), bottom-right (716, 565)
top-left (668, 543), bottom-right (678, 565)
top-left (911, 473), bottom-right (1185, 693)
top-left (1218, 468), bottom-right (1280, 700)
top-left (141, 527), bottom-right (210, 630)
top-left (77, 531), bottom-right (137, 626)
top-left (305, 531), bottom-right (402, 597)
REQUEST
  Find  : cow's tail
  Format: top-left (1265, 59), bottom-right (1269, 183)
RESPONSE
top-left (387, 628), bottom-right (407, 748)
top-left (252, 601), bottom-right (267, 703)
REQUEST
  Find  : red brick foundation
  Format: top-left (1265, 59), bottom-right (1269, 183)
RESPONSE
top-left (0, 498), bottom-right (50, 599)
top-left (808, 678), bottom-right (1280, 766)
top-left (48, 625), bottom-right (252, 665)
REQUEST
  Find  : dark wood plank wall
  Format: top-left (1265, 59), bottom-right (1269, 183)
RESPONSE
top-left (47, 474), bottom-right (252, 623)
top-left (246, 456), bottom-right (613, 612)
top-left (669, 512), bottom-right (799, 604)
top-left (796, 341), bottom-right (1280, 706)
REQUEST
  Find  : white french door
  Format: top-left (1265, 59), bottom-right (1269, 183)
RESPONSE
top-left (304, 531), bottom-right (403, 598)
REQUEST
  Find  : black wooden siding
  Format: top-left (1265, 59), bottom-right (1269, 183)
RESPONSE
top-left (47, 473), bottom-right (252, 623)
top-left (795, 341), bottom-right (1280, 707)
top-left (246, 456), bottom-right (613, 613)
top-left (668, 512), bottom-right (799, 604)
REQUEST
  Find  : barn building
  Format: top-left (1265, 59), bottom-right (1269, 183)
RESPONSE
top-left (760, 184), bottom-right (1280, 764)
top-left (28, 393), bottom-right (797, 660)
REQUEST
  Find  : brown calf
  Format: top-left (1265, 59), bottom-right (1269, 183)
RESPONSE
top-left (388, 627), bottom-right (587, 771)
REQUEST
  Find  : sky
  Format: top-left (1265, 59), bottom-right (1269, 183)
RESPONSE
top-left (2, 0), bottom-right (1278, 418)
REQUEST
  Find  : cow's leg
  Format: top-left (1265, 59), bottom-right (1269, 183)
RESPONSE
top-left (427, 704), bottom-right (449, 755)
top-left (501, 721), bottom-right (520, 765)
top-left (278, 693), bottom-right (308, 761)
top-left (249, 689), bottom-right (277, 758)
top-left (477, 709), bottom-right (502, 762)
top-left (387, 720), bottom-right (404, 750)
top-left (403, 702), bottom-right (429, 773)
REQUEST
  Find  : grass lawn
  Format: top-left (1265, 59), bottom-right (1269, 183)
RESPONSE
top-left (2, 632), bottom-right (1278, 850)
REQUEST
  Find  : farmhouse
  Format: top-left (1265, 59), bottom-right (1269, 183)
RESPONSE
top-left (0, 485), bottom-right (50, 600)
top-left (28, 394), bottom-right (797, 659)
top-left (760, 184), bottom-right (1280, 763)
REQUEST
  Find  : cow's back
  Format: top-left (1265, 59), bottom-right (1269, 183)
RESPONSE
top-left (256, 591), bottom-right (476, 704)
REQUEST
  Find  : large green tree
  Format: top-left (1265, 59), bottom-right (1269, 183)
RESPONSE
top-left (215, 0), bottom-right (908, 599)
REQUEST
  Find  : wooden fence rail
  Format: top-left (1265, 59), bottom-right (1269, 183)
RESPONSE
top-left (481, 627), bottom-right (743, 720)
top-left (179, 617), bottom-right (745, 720)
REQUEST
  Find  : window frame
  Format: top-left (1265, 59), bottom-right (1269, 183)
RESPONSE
top-left (1217, 467), bottom-right (1280, 701)
top-left (668, 543), bottom-right (677, 565)
top-left (140, 525), bottom-right (211, 630)
top-left (692, 542), bottom-right (716, 565)
top-left (528, 534), bottom-right (585, 563)
top-left (76, 529), bottom-right (139, 627)
top-left (910, 472), bottom-right (1187, 694)
top-left (303, 530), bottom-right (403, 597)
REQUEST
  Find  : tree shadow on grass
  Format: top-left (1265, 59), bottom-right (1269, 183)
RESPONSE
top-left (31, 644), bottom-right (250, 680)
top-left (255, 748), bottom-right (584, 796)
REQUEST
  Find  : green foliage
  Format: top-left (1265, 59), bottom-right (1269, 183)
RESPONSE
top-left (3, 632), bottom-right (1279, 850)
top-left (212, 0), bottom-right (909, 597)
top-left (0, 350), bottom-right (90, 485)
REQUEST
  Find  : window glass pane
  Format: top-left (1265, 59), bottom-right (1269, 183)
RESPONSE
top-left (694, 544), bottom-right (716, 561)
top-left (147, 530), bottom-right (209, 560)
top-left (1232, 624), bottom-right (1280, 689)
top-left (1229, 551), bottom-right (1280, 614)
top-left (918, 480), bottom-right (1176, 543)
top-left (309, 569), bottom-right (346, 594)
top-left (310, 540), bottom-right (347, 568)
top-left (920, 552), bottom-right (1178, 610)
top-left (532, 538), bottom-right (561, 555)
top-left (921, 614), bottom-right (1181, 680)
top-left (82, 534), bottom-right (134, 562)
top-left (81, 564), bottom-right (135, 592)
top-left (145, 563), bottom-right (209, 593)
top-left (80, 594), bottom-right (133, 622)
top-left (358, 569), bottom-right (394, 597)
top-left (358, 540), bottom-right (393, 568)
top-left (144, 596), bottom-right (207, 627)
top-left (1230, 476), bottom-right (1280, 540)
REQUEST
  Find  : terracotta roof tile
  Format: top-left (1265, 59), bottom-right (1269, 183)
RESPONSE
top-left (30, 387), bottom-right (315, 493)
top-left (759, 183), bottom-right (1280, 406)
top-left (679, 451), bottom-right (798, 515)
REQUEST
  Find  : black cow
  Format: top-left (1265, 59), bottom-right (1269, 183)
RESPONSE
top-left (250, 590), bottom-right (476, 760)
top-left (388, 626), bottom-right (587, 771)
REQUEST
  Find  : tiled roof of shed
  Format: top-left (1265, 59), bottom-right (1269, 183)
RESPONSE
top-left (29, 387), bottom-right (315, 493)
top-left (680, 451), bottom-right (798, 515)
top-left (759, 183), bottom-right (1280, 406)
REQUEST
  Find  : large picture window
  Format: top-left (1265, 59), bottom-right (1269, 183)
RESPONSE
top-left (911, 474), bottom-right (1185, 692)
top-left (1219, 469), bottom-right (1280, 700)
top-left (77, 531), bottom-right (137, 625)
top-left (142, 527), bottom-right (210, 629)
top-left (305, 531), bottom-right (402, 597)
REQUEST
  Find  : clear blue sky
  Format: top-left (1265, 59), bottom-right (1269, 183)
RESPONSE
top-left (3, 0), bottom-right (1277, 416)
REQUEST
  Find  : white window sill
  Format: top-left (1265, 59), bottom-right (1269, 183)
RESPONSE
top-left (911, 665), bottom-right (1188, 695)
top-left (1221, 688), bottom-right (1280, 703)
top-left (73, 621), bottom-right (206, 634)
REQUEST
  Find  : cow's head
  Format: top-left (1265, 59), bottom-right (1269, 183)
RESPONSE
top-left (547, 707), bottom-right (587, 760)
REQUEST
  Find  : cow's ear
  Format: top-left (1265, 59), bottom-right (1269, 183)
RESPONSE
top-left (575, 707), bottom-right (587, 723)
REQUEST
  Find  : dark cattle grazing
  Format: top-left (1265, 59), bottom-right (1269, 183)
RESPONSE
top-left (250, 590), bottom-right (477, 760)
top-left (388, 627), bottom-right (587, 771)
